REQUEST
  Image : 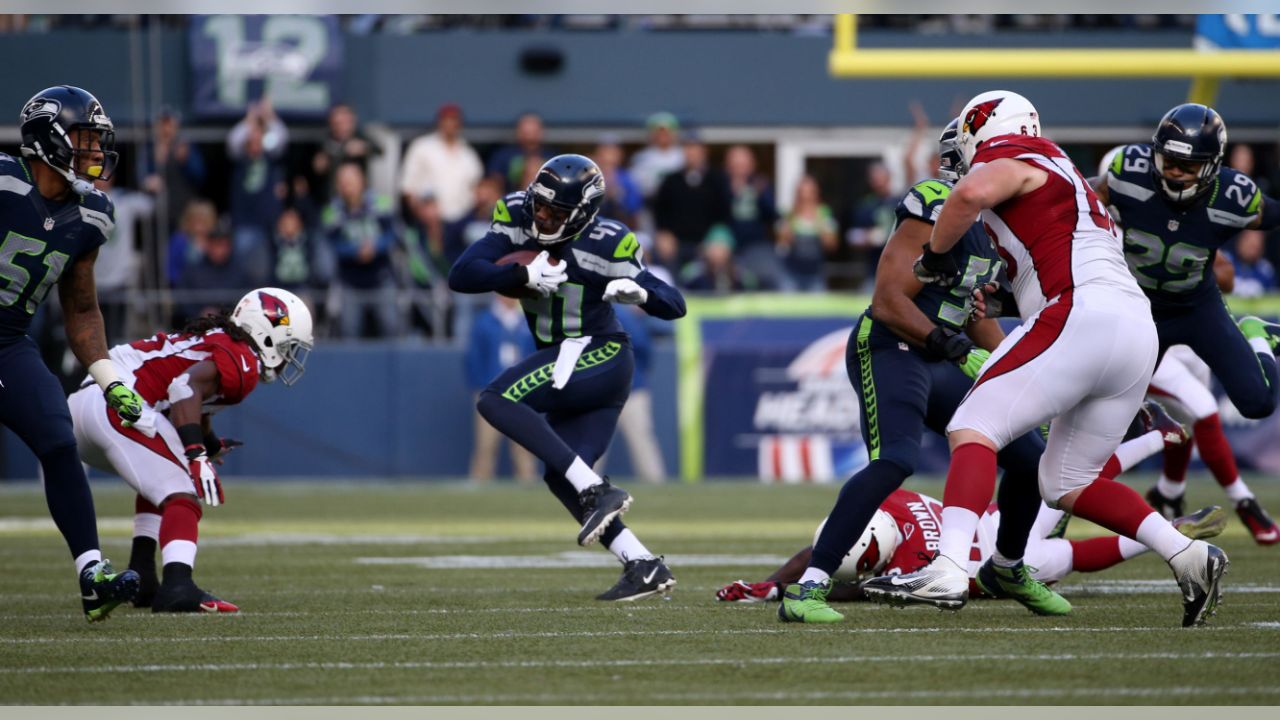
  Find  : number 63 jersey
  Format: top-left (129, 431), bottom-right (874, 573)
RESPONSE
top-left (1105, 143), bottom-right (1262, 314)
top-left (450, 191), bottom-right (685, 348)
top-left (0, 153), bottom-right (113, 340)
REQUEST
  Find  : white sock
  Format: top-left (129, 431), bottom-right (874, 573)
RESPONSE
top-left (1157, 475), bottom-right (1186, 499)
top-left (161, 540), bottom-right (197, 568)
top-left (1248, 337), bottom-right (1271, 356)
top-left (134, 512), bottom-right (161, 541)
top-left (1115, 431), bottom-right (1165, 473)
top-left (1223, 478), bottom-right (1254, 503)
top-left (1135, 512), bottom-right (1192, 561)
top-left (799, 567), bottom-right (830, 585)
top-left (991, 550), bottom-right (1020, 568)
top-left (1117, 536), bottom-right (1148, 560)
top-left (74, 549), bottom-right (102, 576)
top-left (939, 507), bottom-right (980, 570)
top-left (564, 457), bottom-right (602, 493)
top-left (606, 529), bottom-right (653, 563)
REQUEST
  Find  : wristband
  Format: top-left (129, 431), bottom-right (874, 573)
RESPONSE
top-left (177, 423), bottom-right (205, 458)
top-left (87, 359), bottom-right (122, 392)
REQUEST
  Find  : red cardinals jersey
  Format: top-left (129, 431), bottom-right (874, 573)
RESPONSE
top-left (110, 328), bottom-right (259, 413)
top-left (879, 489), bottom-right (998, 579)
top-left (972, 135), bottom-right (1142, 319)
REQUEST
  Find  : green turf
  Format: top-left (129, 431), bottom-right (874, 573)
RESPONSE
top-left (1, 476), bottom-right (1277, 705)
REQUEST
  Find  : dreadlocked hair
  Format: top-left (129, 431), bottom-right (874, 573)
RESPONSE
top-left (181, 310), bottom-right (256, 349)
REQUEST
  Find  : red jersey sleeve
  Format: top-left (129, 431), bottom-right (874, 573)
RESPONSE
top-left (198, 331), bottom-right (259, 404)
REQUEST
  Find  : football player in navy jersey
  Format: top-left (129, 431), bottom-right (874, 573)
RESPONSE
top-left (0, 85), bottom-right (146, 620)
top-left (1092, 104), bottom-right (1280, 543)
top-left (448, 154), bottom-right (686, 600)
top-left (779, 120), bottom-right (1064, 623)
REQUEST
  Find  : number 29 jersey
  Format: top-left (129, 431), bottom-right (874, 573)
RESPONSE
top-left (0, 153), bottom-right (114, 340)
top-left (1105, 143), bottom-right (1262, 314)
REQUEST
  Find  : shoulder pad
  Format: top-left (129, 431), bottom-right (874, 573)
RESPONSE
top-left (898, 178), bottom-right (952, 224)
top-left (1207, 169), bottom-right (1263, 228)
top-left (492, 192), bottom-right (526, 226)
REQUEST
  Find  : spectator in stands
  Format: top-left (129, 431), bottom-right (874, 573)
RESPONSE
top-left (1229, 143), bottom-right (1273, 194)
top-left (227, 98), bottom-right (288, 286)
top-left (167, 199), bottom-right (217, 288)
top-left (653, 131), bottom-right (731, 272)
top-left (629, 111), bottom-right (685, 201)
top-left (1228, 230), bottom-right (1277, 297)
top-left (777, 175), bottom-right (837, 292)
top-left (724, 144), bottom-right (781, 289)
top-left (846, 161), bottom-right (898, 287)
top-left (595, 135), bottom-right (643, 228)
top-left (271, 206), bottom-right (314, 291)
top-left (312, 101), bottom-right (382, 204)
top-left (325, 161), bottom-right (402, 339)
top-left (400, 102), bottom-right (484, 259)
top-left (404, 190), bottom-right (449, 289)
top-left (486, 112), bottom-right (556, 193)
top-left (175, 225), bottom-right (250, 322)
top-left (143, 107), bottom-right (206, 238)
top-left (94, 175), bottom-right (151, 344)
top-left (466, 295), bottom-right (537, 484)
top-left (613, 306), bottom-right (667, 484)
top-left (681, 224), bottom-right (758, 294)
top-left (902, 101), bottom-right (941, 185)
top-left (461, 176), bottom-right (505, 256)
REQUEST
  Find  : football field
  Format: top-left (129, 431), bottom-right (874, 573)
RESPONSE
top-left (1, 476), bottom-right (1278, 706)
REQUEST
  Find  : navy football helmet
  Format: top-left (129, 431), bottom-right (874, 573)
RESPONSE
top-left (938, 117), bottom-right (966, 181)
top-left (1151, 103), bottom-right (1226, 205)
top-left (524, 154), bottom-right (606, 244)
top-left (19, 85), bottom-right (118, 196)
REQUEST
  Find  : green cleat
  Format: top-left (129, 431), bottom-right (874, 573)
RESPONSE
top-left (80, 559), bottom-right (140, 623)
top-left (778, 579), bottom-right (844, 624)
top-left (974, 559), bottom-right (1072, 616)
top-left (1173, 505), bottom-right (1228, 540)
top-left (1238, 316), bottom-right (1280, 354)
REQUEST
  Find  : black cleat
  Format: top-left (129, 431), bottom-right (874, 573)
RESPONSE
top-left (130, 567), bottom-right (158, 609)
top-left (151, 581), bottom-right (240, 613)
top-left (80, 560), bottom-right (141, 622)
top-left (1235, 497), bottom-right (1280, 545)
top-left (1146, 486), bottom-right (1186, 521)
top-left (577, 478), bottom-right (631, 547)
top-left (596, 556), bottom-right (676, 601)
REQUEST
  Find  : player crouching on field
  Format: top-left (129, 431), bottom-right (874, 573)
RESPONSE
top-left (448, 154), bottom-right (686, 601)
top-left (67, 288), bottom-right (314, 612)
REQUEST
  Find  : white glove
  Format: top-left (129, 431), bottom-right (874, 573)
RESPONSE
top-left (602, 278), bottom-right (648, 305)
top-left (524, 251), bottom-right (567, 298)
top-left (187, 454), bottom-right (224, 507)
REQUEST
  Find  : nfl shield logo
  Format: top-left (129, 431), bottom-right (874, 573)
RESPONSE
top-left (1168, 219), bottom-right (1179, 232)
top-left (43, 217), bottom-right (54, 231)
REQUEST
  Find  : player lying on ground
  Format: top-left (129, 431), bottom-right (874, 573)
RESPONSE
top-left (861, 90), bottom-right (1227, 628)
top-left (448, 154), bottom-right (686, 601)
top-left (68, 289), bottom-right (314, 613)
top-left (721, 422), bottom-right (1226, 604)
top-left (2, 85), bottom-right (148, 620)
top-left (1094, 141), bottom-right (1280, 545)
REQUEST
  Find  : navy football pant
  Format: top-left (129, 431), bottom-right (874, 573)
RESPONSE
top-left (0, 337), bottom-right (99, 560)
top-left (1155, 298), bottom-right (1278, 419)
top-left (810, 316), bottom-right (1043, 576)
top-left (477, 338), bottom-right (634, 546)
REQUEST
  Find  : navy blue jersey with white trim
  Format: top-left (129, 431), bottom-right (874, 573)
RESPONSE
top-left (1106, 143), bottom-right (1266, 312)
top-left (449, 191), bottom-right (685, 348)
top-left (0, 153), bottom-right (113, 339)
top-left (888, 178), bottom-right (1003, 331)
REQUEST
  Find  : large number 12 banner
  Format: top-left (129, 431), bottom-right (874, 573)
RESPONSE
top-left (189, 15), bottom-right (343, 119)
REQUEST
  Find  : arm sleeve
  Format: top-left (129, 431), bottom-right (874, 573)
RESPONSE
top-left (447, 233), bottom-right (526, 294)
top-left (226, 119), bottom-right (249, 159)
top-left (636, 270), bottom-right (687, 320)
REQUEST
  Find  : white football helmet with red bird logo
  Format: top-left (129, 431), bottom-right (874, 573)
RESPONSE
top-left (958, 90), bottom-right (1041, 169)
top-left (230, 288), bottom-right (314, 385)
top-left (814, 509), bottom-right (901, 582)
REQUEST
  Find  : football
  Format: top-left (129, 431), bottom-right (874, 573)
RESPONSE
top-left (496, 250), bottom-right (559, 299)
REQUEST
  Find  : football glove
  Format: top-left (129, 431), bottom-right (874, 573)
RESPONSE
top-left (205, 437), bottom-right (244, 465)
top-left (957, 347), bottom-right (991, 380)
top-left (715, 580), bottom-right (780, 603)
top-left (184, 444), bottom-right (224, 507)
top-left (602, 278), bottom-right (649, 305)
top-left (104, 381), bottom-right (144, 427)
top-left (925, 326), bottom-right (989, 379)
top-left (523, 251), bottom-right (567, 298)
top-left (912, 245), bottom-right (961, 287)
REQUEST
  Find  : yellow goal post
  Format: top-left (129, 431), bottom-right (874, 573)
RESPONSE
top-left (829, 14), bottom-right (1280, 105)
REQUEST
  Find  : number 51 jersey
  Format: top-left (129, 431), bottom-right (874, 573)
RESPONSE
top-left (0, 153), bottom-right (113, 340)
top-left (1105, 143), bottom-right (1262, 314)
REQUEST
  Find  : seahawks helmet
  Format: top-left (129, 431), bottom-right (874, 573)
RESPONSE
top-left (523, 154), bottom-right (606, 244)
top-left (19, 85), bottom-right (118, 196)
top-left (1151, 103), bottom-right (1226, 205)
top-left (938, 117), bottom-right (966, 181)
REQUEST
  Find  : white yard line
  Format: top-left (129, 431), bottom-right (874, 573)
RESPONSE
top-left (3, 626), bottom-right (1273, 648)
